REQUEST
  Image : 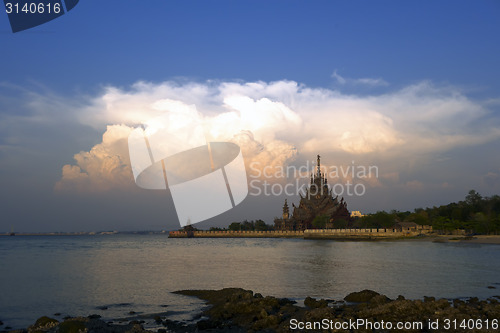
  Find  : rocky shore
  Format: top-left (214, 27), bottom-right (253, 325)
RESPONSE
top-left (3, 288), bottom-right (500, 332)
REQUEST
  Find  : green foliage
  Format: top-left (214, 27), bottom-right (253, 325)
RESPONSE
top-left (254, 219), bottom-right (268, 231)
top-left (405, 211), bottom-right (429, 225)
top-left (209, 227), bottom-right (226, 231)
top-left (228, 222), bottom-right (242, 231)
top-left (363, 190), bottom-right (500, 234)
top-left (312, 214), bottom-right (329, 228)
top-left (357, 211), bottom-right (396, 229)
top-left (228, 220), bottom-right (273, 231)
top-left (334, 218), bottom-right (349, 229)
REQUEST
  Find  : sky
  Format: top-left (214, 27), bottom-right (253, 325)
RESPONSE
top-left (1, 1), bottom-right (499, 232)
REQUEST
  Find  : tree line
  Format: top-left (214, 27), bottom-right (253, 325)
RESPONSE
top-left (210, 219), bottom-right (273, 232)
top-left (356, 190), bottom-right (500, 234)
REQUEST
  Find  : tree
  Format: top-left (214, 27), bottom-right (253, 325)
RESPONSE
top-left (254, 219), bottom-right (268, 231)
top-left (228, 222), bottom-right (241, 231)
top-left (312, 215), bottom-right (329, 228)
top-left (333, 218), bottom-right (349, 229)
top-left (466, 190), bottom-right (483, 212)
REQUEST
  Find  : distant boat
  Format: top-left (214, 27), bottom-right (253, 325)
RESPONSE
top-left (9, 226), bottom-right (15, 236)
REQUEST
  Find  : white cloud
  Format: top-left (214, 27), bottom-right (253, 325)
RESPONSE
top-left (55, 125), bottom-right (134, 192)
top-left (53, 79), bottom-right (500, 192)
top-left (332, 70), bottom-right (389, 87)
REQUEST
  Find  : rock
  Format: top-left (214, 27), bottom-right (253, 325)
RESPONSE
top-left (370, 294), bottom-right (391, 305)
top-left (29, 316), bottom-right (59, 331)
top-left (154, 316), bottom-right (162, 324)
top-left (59, 319), bottom-right (86, 333)
top-left (87, 314), bottom-right (101, 319)
top-left (344, 290), bottom-right (384, 303)
top-left (304, 296), bottom-right (328, 308)
top-left (424, 296), bottom-right (436, 302)
top-left (0, 320), bottom-right (3, 325)
top-left (175, 288), bottom-right (293, 331)
top-left (196, 319), bottom-right (219, 330)
top-left (488, 285), bottom-right (496, 289)
top-left (163, 319), bottom-right (197, 332)
top-left (468, 297), bottom-right (479, 304)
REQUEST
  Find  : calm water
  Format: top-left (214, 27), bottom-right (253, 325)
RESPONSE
top-left (1, 235), bottom-right (500, 329)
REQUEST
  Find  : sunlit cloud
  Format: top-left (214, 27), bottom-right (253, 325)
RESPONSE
top-left (55, 125), bottom-right (134, 192)
top-left (49, 79), bottom-right (500, 192)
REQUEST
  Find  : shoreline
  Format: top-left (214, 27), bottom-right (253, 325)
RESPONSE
top-left (3, 288), bottom-right (500, 333)
top-left (4, 232), bottom-right (500, 245)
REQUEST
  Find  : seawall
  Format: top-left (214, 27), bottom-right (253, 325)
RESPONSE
top-left (169, 230), bottom-right (304, 238)
top-left (169, 226), bottom-right (432, 239)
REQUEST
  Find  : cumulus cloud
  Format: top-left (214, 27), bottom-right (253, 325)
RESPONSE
top-left (54, 79), bottom-right (500, 192)
top-left (55, 125), bottom-right (134, 192)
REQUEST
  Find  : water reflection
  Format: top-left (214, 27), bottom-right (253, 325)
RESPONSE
top-left (1, 235), bottom-right (500, 329)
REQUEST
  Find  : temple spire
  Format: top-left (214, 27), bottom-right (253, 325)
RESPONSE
top-left (282, 199), bottom-right (289, 219)
top-left (316, 154), bottom-right (321, 178)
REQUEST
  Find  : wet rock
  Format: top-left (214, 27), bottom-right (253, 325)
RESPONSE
top-left (488, 298), bottom-right (499, 304)
top-left (59, 319), bottom-right (86, 333)
top-left (163, 319), bottom-right (197, 332)
top-left (196, 319), bottom-right (219, 330)
top-left (87, 314), bottom-right (101, 319)
top-left (488, 285), bottom-right (496, 289)
top-left (468, 297), bottom-right (479, 304)
top-left (344, 289), bottom-right (385, 303)
top-left (175, 288), bottom-right (295, 331)
top-left (304, 296), bottom-right (328, 308)
top-left (29, 316), bottom-right (59, 331)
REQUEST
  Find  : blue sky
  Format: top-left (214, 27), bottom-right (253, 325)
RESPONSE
top-left (1, 1), bottom-right (500, 232)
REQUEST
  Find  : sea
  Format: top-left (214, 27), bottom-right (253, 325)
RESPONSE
top-left (1, 234), bottom-right (500, 330)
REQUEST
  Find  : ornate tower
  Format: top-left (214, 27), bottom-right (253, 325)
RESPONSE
top-left (282, 199), bottom-right (289, 219)
top-left (316, 154), bottom-right (321, 178)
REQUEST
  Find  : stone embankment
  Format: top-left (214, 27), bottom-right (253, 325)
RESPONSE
top-left (169, 225), bottom-right (433, 240)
